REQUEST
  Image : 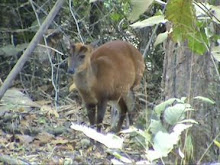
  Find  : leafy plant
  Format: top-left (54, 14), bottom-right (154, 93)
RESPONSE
top-left (129, 0), bottom-right (220, 55)
top-left (143, 97), bottom-right (196, 162)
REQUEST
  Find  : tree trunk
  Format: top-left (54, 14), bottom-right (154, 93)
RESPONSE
top-left (162, 39), bottom-right (220, 163)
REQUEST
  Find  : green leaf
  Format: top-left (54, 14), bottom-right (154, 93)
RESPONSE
top-left (149, 119), bottom-right (167, 135)
top-left (188, 30), bottom-right (208, 55)
top-left (173, 124), bottom-right (192, 135)
top-left (154, 98), bottom-right (182, 117)
top-left (165, 0), bottom-right (196, 42)
top-left (147, 123), bottom-right (193, 161)
top-left (154, 31), bottom-right (169, 47)
top-left (194, 96), bottom-right (215, 104)
top-left (180, 97), bottom-right (187, 102)
top-left (111, 13), bottom-right (121, 21)
top-left (153, 131), bottom-right (178, 156)
top-left (128, 0), bottom-right (154, 22)
top-left (164, 104), bottom-right (186, 125)
top-left (130, 15), bottom-right (167, 28)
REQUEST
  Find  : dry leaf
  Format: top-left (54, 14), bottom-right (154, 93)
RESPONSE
top-left (69, 83), bottom-right (77, 92)
top-left (35, 132), bottom-right (54, 144)
top-left (52, 137), bottom-right (69, 145)
top-left (16, 134), bottom-right (34, 144)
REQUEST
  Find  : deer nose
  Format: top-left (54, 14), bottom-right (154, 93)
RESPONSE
top-left (67, 68), bottom-right (75, 74)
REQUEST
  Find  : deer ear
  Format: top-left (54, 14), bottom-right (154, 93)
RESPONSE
top-left (79, 45), bottom-right (88, 53)
top-left (79, 44), bottom-right (94, 53)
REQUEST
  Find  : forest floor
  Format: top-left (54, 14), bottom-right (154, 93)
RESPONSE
top-left (0, 88), bottom-right (147, 164)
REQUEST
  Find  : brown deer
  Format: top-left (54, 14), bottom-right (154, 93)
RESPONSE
top-left (68, 40), bottom-right (145, 132)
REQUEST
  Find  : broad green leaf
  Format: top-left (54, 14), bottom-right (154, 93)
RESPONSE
top-left (173, 124), bottom-right (192, 135)
top-left (130, 15), bottom-right (167, 28)
top-left (212, 46), bottom-right (220, 62)
top-left (146, 150), bottom-right (163, 161)
top-left (165, 0), bottom-right (196, 41)
top-left (180, 97), bottom-right (187, 102)
top-left (166, 0), bottom-right (209, 55)
top-left (164, 104), bottom-right (186, 125)
top-left (153, 131), bottom-right (178, 156)
top-left (154, 98), bottom-right (182, 117)
top-left (128, 0), bottom-right (154, 22)
top-left (194, 96), bottom-right (215, 104)
top-left (187, 30), bottom-right (208, 55)
top-left (149, 119), bottom-right (166, 134)
top-left (154, 31), bottom-right (169, 47)
top-left (172, 124), bottom-right (193, 159)
top-left (147, 123), bottom-right (194, 161)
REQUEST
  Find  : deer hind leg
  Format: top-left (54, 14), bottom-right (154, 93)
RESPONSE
top-left (111, 98), bottom-right (127, 133)
top-left (124, 90), bottom-right (135, 126)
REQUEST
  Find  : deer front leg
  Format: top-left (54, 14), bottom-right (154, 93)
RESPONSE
top-left (86, 103), bottom-right (96, 128)
top-left (97, 100), bottom-right (107, 132)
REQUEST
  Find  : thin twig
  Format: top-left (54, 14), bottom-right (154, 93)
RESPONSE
top-left (69, 0), bottom-right (84, 43)
top-left (31, 1), bottom-right (66, 35)
top-left (38, 44), bottom-right (64, 56)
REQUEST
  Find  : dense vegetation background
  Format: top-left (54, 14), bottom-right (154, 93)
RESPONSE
top-left (0, 0), bottom-right (219, 164)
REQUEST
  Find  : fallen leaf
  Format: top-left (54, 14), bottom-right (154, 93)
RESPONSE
top-left (52, 137), bottom-right (69, 145)
top-left (35, 132), bottom-right (54, 144)
top-left (69, 83), bottom-right (77, 92)
top-left (16, 134), bottom-right (34, 144)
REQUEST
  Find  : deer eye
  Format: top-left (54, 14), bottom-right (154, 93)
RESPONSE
top-left (79, 55), bottom-right (85, 60)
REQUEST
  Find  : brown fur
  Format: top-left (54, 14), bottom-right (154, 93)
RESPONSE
top-left (68, 40), bottom-right (145, 132)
